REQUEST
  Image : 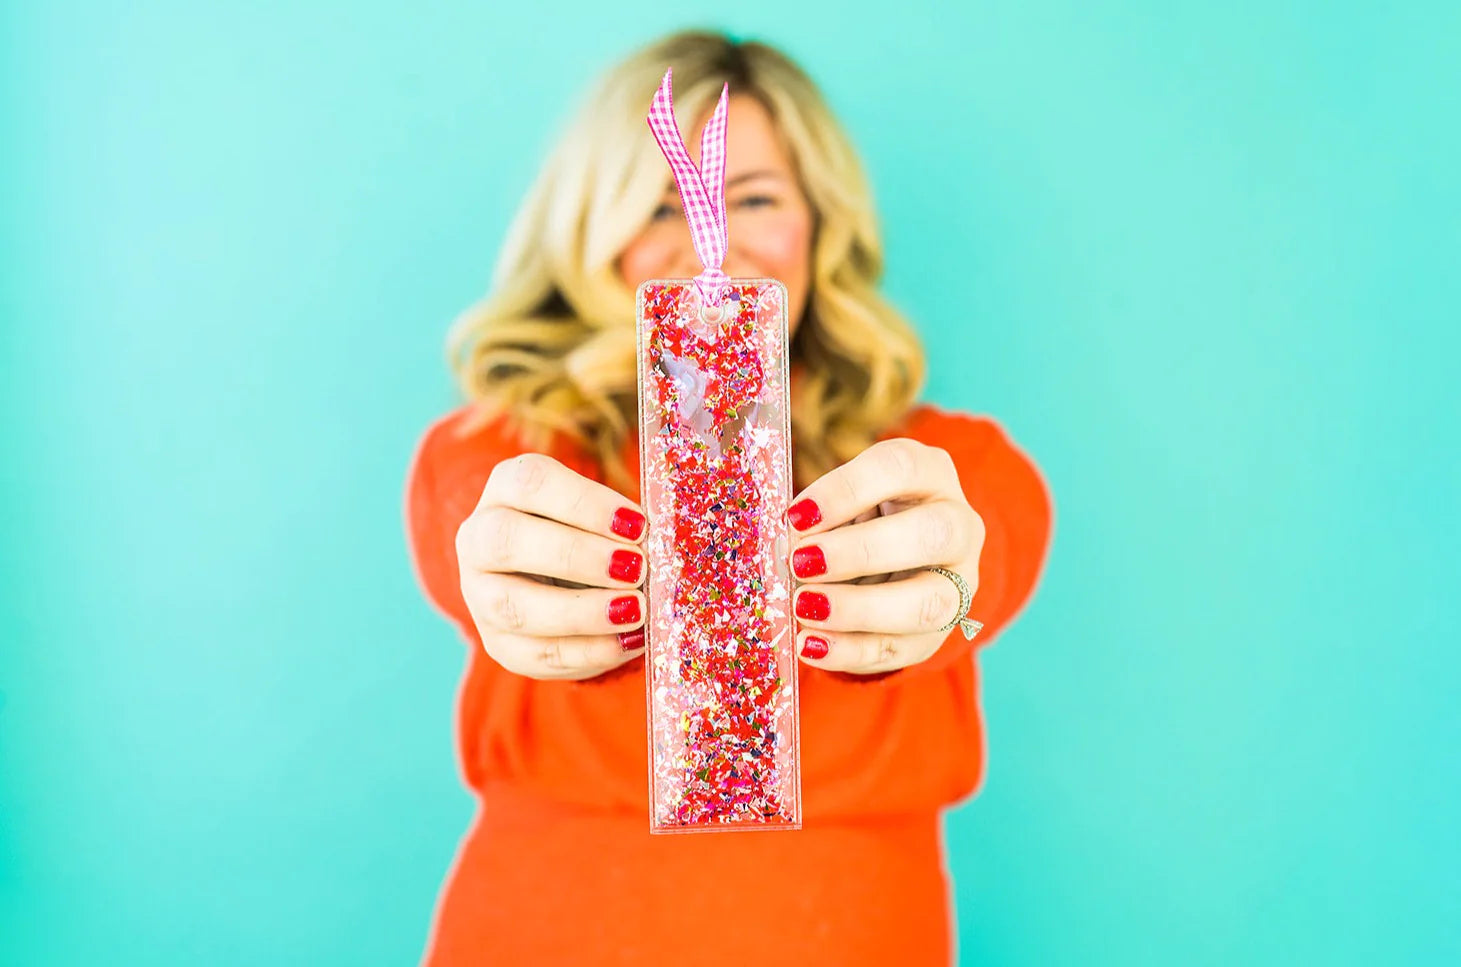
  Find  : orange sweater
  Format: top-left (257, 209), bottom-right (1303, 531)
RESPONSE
top-left (404, 401), bottom-right (1054, 966)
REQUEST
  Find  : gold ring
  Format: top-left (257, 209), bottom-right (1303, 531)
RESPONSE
top-left (927, 566), bottom-right (984, 640)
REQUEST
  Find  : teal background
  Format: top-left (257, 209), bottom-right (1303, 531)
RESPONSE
top-left (3, 1), bottom-right (1457, 964)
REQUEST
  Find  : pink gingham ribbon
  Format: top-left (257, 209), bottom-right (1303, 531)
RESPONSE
top-left (646, 67), bottom-right (730, 306)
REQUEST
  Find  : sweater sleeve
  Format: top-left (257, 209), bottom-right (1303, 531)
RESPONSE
top-left (401, 410), bottom-right (636, 686)
top-left (820, 413), bottom-right (1055, 686)
top-left (402, 412), bottom-right (482, 644)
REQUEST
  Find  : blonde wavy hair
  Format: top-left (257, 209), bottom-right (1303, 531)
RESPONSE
top-left (446, 29), bottom-right (926, 493)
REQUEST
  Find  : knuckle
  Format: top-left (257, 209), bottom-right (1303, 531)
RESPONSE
top-left (454, 513), bottom-right (476, 561)
top-left (871, 634), bottom-right (900, 667)
top-left (485, 455), bottom-right (516, 492)
top-left (917, 507), bottom-right (955, 560)
top-left (856, 534), bottom-right (876, 573)
top-left (945, 504), bottom-right (976, 556)
top-left (536, 639), bottom-right (603, 677)
top-left (503, 452), bottom-right (551, 499)
top-left (480, 506), bottom-right (517, 569)
top-left (919, 585), bottom-right (955, 630)
top-left (537, 640), bottom-right (569, 671)
top-left (837, 466), bottom-right (861, 507)
top-left (488, 584), bottom-right (527, 632)
top-left (566, 481), bottom-right (589, 520)
top-left (877, 438), bottom-right (922, 479)
top-left (929, 445), bottom-right (958, 477)
top-left (559, 533), bottom-right (582, 578)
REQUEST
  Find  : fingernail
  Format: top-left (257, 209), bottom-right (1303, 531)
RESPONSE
top-left (791, 545), bottom-right (826, 579)
top-left (800, 635), bottom-right (829, 659)
top-left (618, 628), bottom-right (645, 651)
top-left (795, 590), bottom-right (830, 621)
top-left (611, 507), bottom-right (646, 541)
top-left (608, 595), bottom-right (641, 625)
top-left (787, 498), bottom-right (821, 531)
top-left (608, 549), bottom-right (642, 583)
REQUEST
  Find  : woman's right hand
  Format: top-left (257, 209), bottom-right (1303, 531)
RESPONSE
top-left (454, 453), bottom-right (649, 681)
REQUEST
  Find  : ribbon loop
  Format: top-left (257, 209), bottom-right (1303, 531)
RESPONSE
top-left (646, 67), bottom-right (731, 306)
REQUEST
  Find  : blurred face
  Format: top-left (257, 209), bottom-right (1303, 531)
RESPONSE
top-left (616, 94), bottom-right (814, 335)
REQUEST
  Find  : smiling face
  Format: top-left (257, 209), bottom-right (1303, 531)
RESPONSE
top-left (616, 94), bottom-right (815, 336)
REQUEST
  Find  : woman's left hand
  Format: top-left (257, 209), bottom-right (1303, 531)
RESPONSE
top-left (786, 438), bottom-right (985, 675)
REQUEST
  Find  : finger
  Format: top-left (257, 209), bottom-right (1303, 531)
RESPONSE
top-left (480, 452), bottom-right (647, 542)
top-left (786, 438), bottom-right (960, 537)
top-left (791, 569), bottom-right (975, 636)
top-left (488, 630), bottom-right (647, 681)
top-left (462, 572), bottom-right (646, 639)
top-left (794, 628), bottom-right (940, 675)
top-left (458, 507), bottom-right (645, 588)
top-left (790, 499), bottom-right (979, 581)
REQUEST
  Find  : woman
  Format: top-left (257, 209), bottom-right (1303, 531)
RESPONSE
top-left (404, 29), bottom-right (1054, 966)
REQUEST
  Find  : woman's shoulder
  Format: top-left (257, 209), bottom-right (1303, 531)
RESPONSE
top-left (417, 399), bottom-right (537, 454)
top-left (407, 402), bottom-right (579, 490)
top-left (408, 402), bottom-right (516, 482)
top-left (405, 402), bottom-right (607, 523)
top-left (404, 404), bottom-right (544, 531)
top-left (886, 400), bottom-right (1054, 520)
top-left (403, 403), bottom-right (568, 628)
top-left (886, 401), bottom-right (1028, 465)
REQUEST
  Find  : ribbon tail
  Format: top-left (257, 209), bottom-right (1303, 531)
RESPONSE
top-left (646, 68), bottom-right (732, 306)
top-left (699, 83), bottom-right (729, 253)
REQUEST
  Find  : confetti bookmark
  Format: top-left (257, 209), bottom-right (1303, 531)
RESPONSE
top-left (637, 68), bottom-right (802, 834)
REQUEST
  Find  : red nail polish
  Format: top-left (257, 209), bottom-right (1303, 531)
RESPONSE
top-left (796, 590), bottom-right (830, 621)
top-left (611, 507), bottom-right (646, 541)
top-left (791, 545), bottom-right (826, 579)
top-left (608, 595), bottom-right (641, 625)
top-left (801, 635), bottom-right (829, 659)
top-left (608, 549), bottom-right (642, 583)
top-left (618, 628), bottom-right (645, 651)
top-left (787, 498), bottom-right (821, 531)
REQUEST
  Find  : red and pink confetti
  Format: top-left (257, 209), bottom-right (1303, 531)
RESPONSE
top-left (636, 279), bottom-right (802, 833)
